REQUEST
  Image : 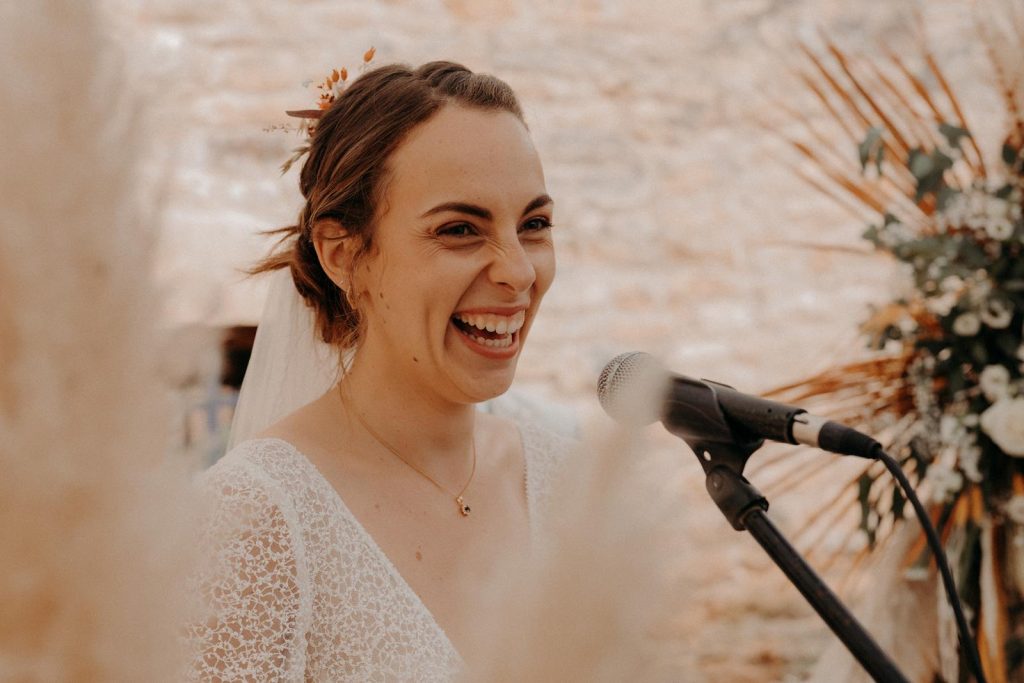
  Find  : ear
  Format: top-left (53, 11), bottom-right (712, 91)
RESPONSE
top-left (312, 219), bottom-right (359, 291)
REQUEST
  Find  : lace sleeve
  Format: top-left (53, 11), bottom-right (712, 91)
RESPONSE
top-left (184, 455), bottom-right (310, 682)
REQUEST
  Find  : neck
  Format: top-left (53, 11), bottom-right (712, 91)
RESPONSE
top-left (338, 352), bottom-right (477, 472)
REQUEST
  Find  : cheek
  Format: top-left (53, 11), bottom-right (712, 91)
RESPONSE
top-left (531, 245), bottom-right (557, 297)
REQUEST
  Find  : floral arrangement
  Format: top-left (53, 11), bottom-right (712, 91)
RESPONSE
top-left (272, 47), bottom-right (376, 172)
top-left (859, 124), bottom-right (1024, 509)
top-left (760, 2), bottom-right (1024, 678)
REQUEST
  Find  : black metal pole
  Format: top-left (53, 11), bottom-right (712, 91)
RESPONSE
top-left (702, 464), bottom-right (908, 683)
top-left (654, 376), bottom-right (911, 682)
top-left (741, 507), bottom-right (908, 683)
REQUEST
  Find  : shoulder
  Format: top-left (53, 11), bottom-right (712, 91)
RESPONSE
top-left (201, 438), bottom-right (308, 500)
top-left (194, 439), bottom-right (316, 552)
top-left (186, 439), bottom-right (314, 680)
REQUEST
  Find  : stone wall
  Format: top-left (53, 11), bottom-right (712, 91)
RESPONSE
top-left (109, 0), bottom-right (993, 403)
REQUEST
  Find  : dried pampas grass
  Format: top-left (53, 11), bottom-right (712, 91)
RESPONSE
top-left (463, 423), bottom-right (696, 682)
top-left (0, 1), bottom-right (198, 680)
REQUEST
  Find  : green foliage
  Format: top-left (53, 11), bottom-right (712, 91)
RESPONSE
top-left (859, 126), bottom-right (886, 174)
top-left (938, 123), bottom-right (971, 151)
top-left (908, 147), bottom-right (954, 201)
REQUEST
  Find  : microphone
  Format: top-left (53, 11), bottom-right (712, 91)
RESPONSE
top-left (597, 352), bottom-right (878, 459)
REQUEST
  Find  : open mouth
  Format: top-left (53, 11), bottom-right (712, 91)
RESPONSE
top-left (451, 310), bottom-right (526, 350)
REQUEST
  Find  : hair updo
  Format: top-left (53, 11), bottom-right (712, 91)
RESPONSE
top-left (252, 61), bottom-right (526, 350)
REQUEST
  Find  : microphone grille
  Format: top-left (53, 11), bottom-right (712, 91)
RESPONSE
top-left (596, 351), bottom-right (665, 425)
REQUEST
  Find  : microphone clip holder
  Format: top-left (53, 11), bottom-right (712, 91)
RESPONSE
top-left (660, 374), bottom-right (769, 529)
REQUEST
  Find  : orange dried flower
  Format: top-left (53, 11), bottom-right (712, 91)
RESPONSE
top-left (277, 49), bottom-right (377, 171)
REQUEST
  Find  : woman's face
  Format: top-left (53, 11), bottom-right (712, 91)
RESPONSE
top-left (353, 104), bottom-right (555, 405)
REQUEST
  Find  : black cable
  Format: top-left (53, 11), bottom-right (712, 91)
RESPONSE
top-left (873, 445), bottom-right (987, 683)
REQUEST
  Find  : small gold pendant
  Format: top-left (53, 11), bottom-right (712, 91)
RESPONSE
top-left (456, 496), bottom-right (471, 516)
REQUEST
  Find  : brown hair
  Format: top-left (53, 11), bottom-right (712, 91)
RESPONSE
top-left (252, 61), bottom-right (525, 349)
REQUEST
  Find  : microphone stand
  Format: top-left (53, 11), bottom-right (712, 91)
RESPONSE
top-left (663, 382), bottom-right (909, 683)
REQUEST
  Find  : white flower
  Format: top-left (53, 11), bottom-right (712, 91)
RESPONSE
top-left (967, 214), bottom-right (987, 230)
top-left (980, 365), bottom-right (1012, 402)
top-left (980, 298), bottom-right (1014, 329)
top-left (927, 464), bottom-right (964, 502)
top-left (927, 293), bottom-right (956, 317)
top-left (985, 196), bottom-right (1011, 217)
top-left (941, 275), bottom-right (964, 292)
top-left (970, 192), bottom-right (987, 215)
top-left (953, 312), bottom-right (981, 336)
top-left (962, 277), bottom-right (992, 308)
top-left (1006, 495), bottom-right (1024, 525)
top-left (985, 217), bottom-right (1015, 240)
top-left (980, 398), bottom-right (1024, 456)
top-left (960, 446), bottom-right (983, 483)
top-left (940, 414), bottom-right (961, 440)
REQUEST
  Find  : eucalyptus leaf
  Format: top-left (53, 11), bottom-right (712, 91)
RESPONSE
top-left (859, 126), bottom-right (885, 173)
top-left (948, 369), bottom-right (966, 395)
top-left (969, 341), bottom-right (988, 366)
top-left (1003, 279), bottom-right (1024, 292)
top-left (956, 240), bottom-right (988, 269)
top-left (938, 122), bottom-right (972, 150)
top-left (936, 187), bottom-right (960, 211)
top-left (908, 148), bottom-right (954, 201)
top-left (1003, 143), bottom-right (1019, 166)
top-left (909, 148), bottom-right (934, 178)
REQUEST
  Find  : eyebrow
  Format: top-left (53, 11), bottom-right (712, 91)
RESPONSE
top-left (419, 194), bottom-right (554, 221)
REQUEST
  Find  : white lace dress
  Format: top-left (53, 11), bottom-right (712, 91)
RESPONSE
top-left (184, 420), bottom-right (571, 682)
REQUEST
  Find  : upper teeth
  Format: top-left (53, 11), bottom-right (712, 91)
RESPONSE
top-left (454, 310), bottom-right (526, 335)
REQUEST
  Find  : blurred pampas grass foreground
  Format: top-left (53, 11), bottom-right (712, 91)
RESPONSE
top-left (464, 424), bottom-right (697, 681)
top-left (0, 1), bottom-right (198, 680)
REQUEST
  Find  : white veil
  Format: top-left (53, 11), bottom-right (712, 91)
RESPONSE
top-left (227, 268), bottom-right (341, 449)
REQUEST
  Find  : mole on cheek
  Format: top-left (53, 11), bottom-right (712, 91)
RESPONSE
top-left (415, 550), bottom-right (423, 561)
top-left (412, 356), bottom-right (419, 363)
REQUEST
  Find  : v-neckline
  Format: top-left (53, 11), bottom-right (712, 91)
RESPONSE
top-left (257, 425), bottom-right (535, 664)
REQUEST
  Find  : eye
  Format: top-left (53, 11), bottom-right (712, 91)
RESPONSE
top-left (520, 216), bottom-right (553, 233)
top-left (437, 222), bottom-right (477, 238)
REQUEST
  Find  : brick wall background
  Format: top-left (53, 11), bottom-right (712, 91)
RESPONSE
top-left (111, 0), bottom-right (994, 398)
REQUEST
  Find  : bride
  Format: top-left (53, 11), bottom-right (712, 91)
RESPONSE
top-left (185, 61), bottom-right (573, 681)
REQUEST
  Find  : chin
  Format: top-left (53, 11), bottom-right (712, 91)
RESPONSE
top-left (457, 368), bottom-right (518, 405)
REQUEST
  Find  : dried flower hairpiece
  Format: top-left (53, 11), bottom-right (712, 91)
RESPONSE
top-left (273, 47), bottom-right (377, 173)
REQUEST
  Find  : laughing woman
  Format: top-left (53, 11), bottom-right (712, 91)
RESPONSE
top-left (184, 62), bottom-right (572, 681)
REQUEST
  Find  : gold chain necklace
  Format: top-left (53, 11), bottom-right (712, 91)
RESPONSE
top-left (339, 384), bottom-right (477, 517)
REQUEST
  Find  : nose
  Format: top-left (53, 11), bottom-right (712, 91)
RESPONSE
top-left (489, 237), bottom-right (536, 294)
